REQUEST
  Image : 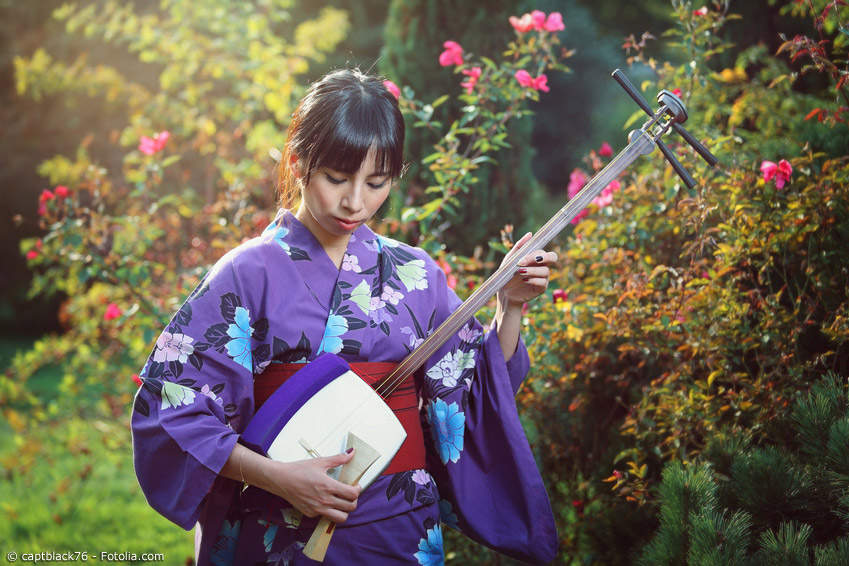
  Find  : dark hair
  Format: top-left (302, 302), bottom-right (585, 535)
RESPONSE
top-left (277, 68), bottom-right (406, 209)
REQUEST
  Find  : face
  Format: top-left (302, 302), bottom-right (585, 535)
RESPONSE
top-left (294, 147), bottom-right (392, 251)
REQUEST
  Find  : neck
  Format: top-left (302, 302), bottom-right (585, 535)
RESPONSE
top-left (294, 205), bottom-right (351, 269)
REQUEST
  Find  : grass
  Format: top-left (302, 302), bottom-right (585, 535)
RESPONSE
top-left (0, 358), bottom-right (195, 564)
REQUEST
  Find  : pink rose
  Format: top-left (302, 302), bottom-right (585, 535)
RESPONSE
top-left (599, 142), bottom-right (613, 157)
top-left (509, 13), bottom-right (535, 33)
top-left (672, 88), bottom-right (683, 98)
top-left (515, 69), bottom-right (533, 88)
top-left (54, 185), bottom-right (70, 198)
top-left (567, 169), bottom-right (587, 200)
top-left (139, 131), bottom-right (170, 155)
top-left (531, 73), bottom-right (550, 92)
top-left (460, 66), bottom-right (482, 94)
top-left (104, 303), bottom-right (122, 321)
top-left (544, 12), bottom-right (565, 32)
top-left (383, 80), bottom-right (400, 100)
top-left (760, 159), bottom-right (793, 189)
top-left (531, 10), bottom-right (547, 30)
top-left (438, 40), bottom-right (464, 67)
top-left (26, 250), bottom-right (39, 260)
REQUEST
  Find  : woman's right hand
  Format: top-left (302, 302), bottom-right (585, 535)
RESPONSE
top-left (263, 449), bottom-right (362, 523)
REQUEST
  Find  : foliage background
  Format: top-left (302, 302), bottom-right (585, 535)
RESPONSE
top-left (2, 0), bottom-right (848, 564)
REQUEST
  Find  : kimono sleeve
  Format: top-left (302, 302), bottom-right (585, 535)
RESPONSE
top-left (131, 253), bottom-right (257, 530)
top-left (420, 265), bottom-right (558, 565)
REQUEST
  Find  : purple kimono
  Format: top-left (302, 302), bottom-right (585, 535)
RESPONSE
top-left (132, 210), bottom-right (557, 565)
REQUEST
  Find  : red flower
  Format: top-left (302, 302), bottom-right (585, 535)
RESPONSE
top-left (383, 80), bottom-right (400, 100)
top-left (598, 142), bottom-right (613, 157)
top-left (460, 66), bottom-right (482, 94)
top-left (132, 374), bottom-right (143, 387)
top-left (26, 250), bottom-right (39, 260)
top-left (552, 289), bottom-right (568, 303)
top-left (438, 41), bottom-right (464, 67)
top-left (672, 88), bottom-right (683, 98)
top-left (103, 303), bottom-right (122, 321)
top-left (139, 131), bottom-right (171, 155)
top-left (760, 159), bottom-right (793, 189)
top-left (693, 6), bottom-right (708, 16)
top-left (39, 189), bottom-right (55, 202)
top-left (54, 185), bottom-right (70, 199)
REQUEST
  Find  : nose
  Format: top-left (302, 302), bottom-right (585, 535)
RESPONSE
top-left (342, 183), bottom-right (364, 213)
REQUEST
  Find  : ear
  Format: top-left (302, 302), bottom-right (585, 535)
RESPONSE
top-left (289, 153), bottom-right (303, 179)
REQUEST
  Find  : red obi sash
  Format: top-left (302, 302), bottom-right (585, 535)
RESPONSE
top-left (254, 362), bottom-right (426, 476)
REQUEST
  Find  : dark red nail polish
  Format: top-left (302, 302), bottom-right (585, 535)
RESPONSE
top-left (522, 277), bottom-right (530, 282)
top-left (518, 268), bottom-right (528, 274)
top-left (346, 447), bottom-right (354, 454)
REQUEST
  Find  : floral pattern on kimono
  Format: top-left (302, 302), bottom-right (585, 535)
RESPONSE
top-left (132, 210), bottom-right (557, 566)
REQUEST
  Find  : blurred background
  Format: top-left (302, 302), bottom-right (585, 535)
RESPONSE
top-left (2, 1), bottom-right (848, 564)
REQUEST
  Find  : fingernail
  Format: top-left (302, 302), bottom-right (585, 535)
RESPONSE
top-left (522, 277), bottom-right (530, 282)
top-left (535, 255), bottom-right (544, 263)
top-left (518, 268), bottom-right (528, 274)
top-left (346, 447), bottom-right (354, 454)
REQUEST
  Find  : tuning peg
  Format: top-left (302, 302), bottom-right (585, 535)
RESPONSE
top-left (611, 69), bottom-right (718, 185)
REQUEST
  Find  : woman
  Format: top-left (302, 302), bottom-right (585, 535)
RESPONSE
top-left (132, 68), bottom-right (558, 565)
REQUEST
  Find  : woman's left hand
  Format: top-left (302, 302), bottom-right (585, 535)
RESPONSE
top-left (496, 231), bottom-right (558, 310)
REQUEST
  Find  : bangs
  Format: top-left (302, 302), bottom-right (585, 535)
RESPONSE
top-left (296, 74), bottom-right (405, 180)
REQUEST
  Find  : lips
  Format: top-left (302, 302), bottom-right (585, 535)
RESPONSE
top-left (334, 217), bottom-right (359, 231)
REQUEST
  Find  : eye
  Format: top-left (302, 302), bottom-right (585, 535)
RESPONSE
top-left (324, 173), bottom-right (346, 185)
top-left (368, 179), bottom-right (389, 189)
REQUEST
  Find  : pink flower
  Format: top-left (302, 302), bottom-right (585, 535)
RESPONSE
top-left (39, 189), bottom-right (55, 202)
top-left (54, 185), bottom-right (70, 199)
top-left (532, 73), bottom-right (549, 92)
top-left (26, 250), bottom-right (39, 260)
top-left (592, 180), bottom-right (620, 208)
top-left (509, 13), bottom-right (535, 33)
top-left (515, 69), bottom-right (533, 88)
top-left (552, 289), bottom-right (568, 303)
top-left (672, 88), bottom-right (683, 98)
top-left (515, 70), bottom-right (549, 92)
top-left (760, 159), bottom-right (793, 189)
top-left (438, 41), bottom-right (464, 67)
top-left (104, 303), bottom-right (122, 321)
top-left (383, 80), bottom-right (400, 100)
top-left (544, 12), bottom-right (565, 32)
top-left (599, 142), bottom-right (613, 157)
top-left (693, 6), bottom-right (708, 16)
top-left (139, 131), bottom-right (170, 155)
top-left (567, 169), bottom-right (587, 200)
top-left (460, 66), bottom-right (482, 94)
top-left (132, 374), bottom-right (143, 387)
top-left (531, 10), bottom-right (547, 30)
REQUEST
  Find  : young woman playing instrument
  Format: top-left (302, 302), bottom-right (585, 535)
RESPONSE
top-left (132, 68), bottom-right (558, 565)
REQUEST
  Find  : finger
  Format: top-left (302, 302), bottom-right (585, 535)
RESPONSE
top-left (516, 266), bottom-right (550, 279)
top-left (330, 481), bottom-right (362, 501)
top-left (321, 448), bottom-right (355, 470)
top-left (520, 250), bottom-right (558, 266)
top-left (505, 232), bottom-right (533, 262)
